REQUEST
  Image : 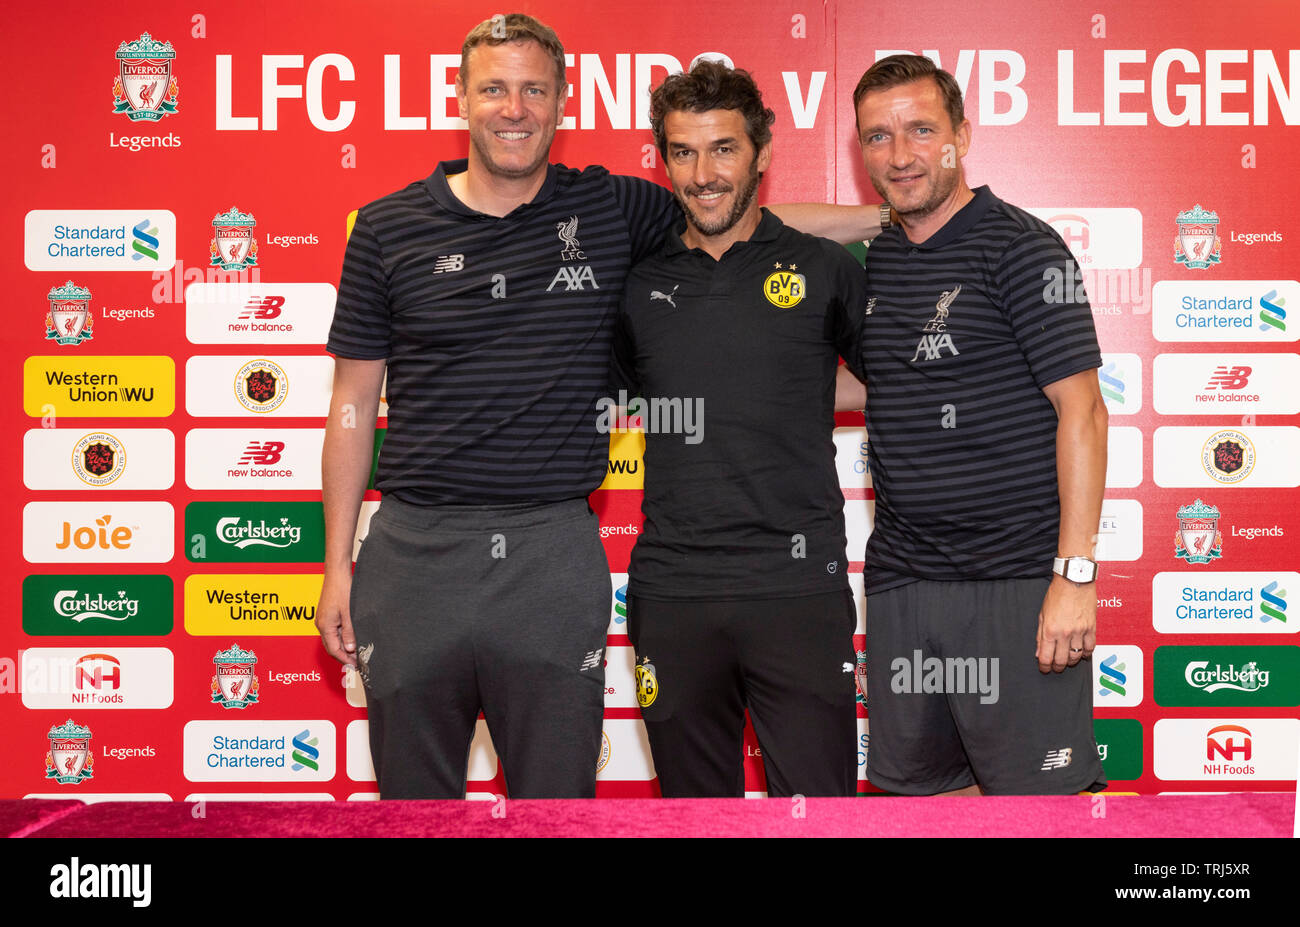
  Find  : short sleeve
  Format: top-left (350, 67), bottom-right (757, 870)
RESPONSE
top-left (326, 211), bottom-right (391, 359)
top-left (993, 230), bottom-right (1102, 388)
top-left (610, 174), bottom-right (678, 265)
top-left (609, 301), bottom-right (641, 396)
top-left (826, 242), bottom-right (869, 382)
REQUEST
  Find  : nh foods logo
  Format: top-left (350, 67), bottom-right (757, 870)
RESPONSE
top-left (210, 207), bottom-right (258, 271)
top-left (1151, 572), bottom-right (1298, 634)
top-left (1154, 645), bottom-right (1300, 706)
top-left (1153, 718), bottom-right (1299, 780)
top-left (22, 575), bottom-right (173, 636)
top-left (211, 644), bottom-right (259, 709)
top-left (1152, 280), bottom-right (1299, 342)
top-left (21, 648), bottom-right (174, 709)
top-left (1029, 208), bottom-right (1144, 269)
top-left (45, 281), bottom-right (94, 345)
top-left (186, 502), bottom-right (323, 562)
top-left (182, 720), bottom-right (335, 781)
top-left (46, 719), bottom-right (93, 785)
top-left (24, 211), bottom-right (177, 272)
top-left (1174, 205), bottom-right (1221, 269)
top-left (112, 32), bottom-right (178, 121)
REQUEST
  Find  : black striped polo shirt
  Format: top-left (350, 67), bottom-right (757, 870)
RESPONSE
top-left (858, 186), bottom-right (1101, 593)
top-left (327, 159), bottom-right (677, 504)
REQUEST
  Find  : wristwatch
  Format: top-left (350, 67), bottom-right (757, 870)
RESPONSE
top-left (1052, 556), bottom-right (1098, 584)
top-left (879, 203), bottom-right (893, 230)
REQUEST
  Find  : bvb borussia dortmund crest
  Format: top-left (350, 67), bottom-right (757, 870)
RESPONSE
top-left (212, 644), bottom-right (260, 709)
top-left (113, 32), bottom-right (179, 122)
top-left (635, 656), bottom-right (658, 708)
top-left (1174, 205), bottom-right (1221, 270)
top-left (46, 281), bottom-right (93, 345)
top-left (211, 207), bottom-right (259, 271)
top-left (45, 719), bottom-right (94, 785)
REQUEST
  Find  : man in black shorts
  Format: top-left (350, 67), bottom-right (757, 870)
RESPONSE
top-left (614, 61), bottom-right (872, 797)
top-left (317, 14), bottom-right (889, 799)
top-left (845, 55), bottom-right (1109, 795)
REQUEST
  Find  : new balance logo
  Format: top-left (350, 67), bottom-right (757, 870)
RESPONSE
top-left (864, 296), bottom-right (876, 316)
top-left (910, 333), bottom-right (960, 362)
top-left (579, 648), bottom-right (603, 671)
top-left (1205, 366), bottom-right (1252, 390)
top-left (1041, 747), bottom-right (1073, 771)
top-left (432, 254), bottom-right (465, 275)
top-left (239, 296), bottom-right (285, 320)
top-left (651, 285), bottom-right (679, 308)
top-left (238, 441), bottom-right (286, 466)
top-left (547, 265), bottom-right (599, 292)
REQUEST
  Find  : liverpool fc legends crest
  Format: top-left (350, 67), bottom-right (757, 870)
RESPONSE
top-left (45, 281), bottom-right (94, 346)
top-left (1174, 205), bottom-right (1221, 270)
top-left (45, 719), bottom-right (94, 785)
top-left (212, 644), bottom-right (260, 709)
top-left (113, 32), bottom-right (179, 122)
top-left (211, 207), bottom-right (259, 271)
top-left (1175, 499), bottom-right (1223, 564)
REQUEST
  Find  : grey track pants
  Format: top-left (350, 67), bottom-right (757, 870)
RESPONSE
top-left (350, 497), bottom-right (611, 798)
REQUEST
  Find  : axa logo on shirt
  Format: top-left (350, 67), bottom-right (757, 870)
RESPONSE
top-left (911, 285), bottom-right (961, 362)
top-left (547, 264), bottom-right (599, 292)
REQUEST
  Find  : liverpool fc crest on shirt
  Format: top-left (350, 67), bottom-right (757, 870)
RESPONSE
top-left (211, 207), bottom-right (259, 271)
top-left (1174, 205), bottom-right (1221, 269)
top-left (112, 32), bottom-right (178, 122)
top-left (45, 281), bottom-right (94, 345)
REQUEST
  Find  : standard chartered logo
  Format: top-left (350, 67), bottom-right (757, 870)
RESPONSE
top-left (131, 220), bottom-right (159, 261)
top-left (1098, 361), bottom-right (1125, 405)
top-left (1260, 581), bottom-right (1287, 623)
top-left (291, 730), bottom-right (319, 771)
top-left (1098, 654), bottom-right (1127, 697)
top-left (216, 516), bottom-right (302, 549)
top-left (1184, 661), bottom-right (1269, 693)
top-left (53, 589), bottom-right (140, 622)
top-left (1259, 289), bottom-right (1286, 332)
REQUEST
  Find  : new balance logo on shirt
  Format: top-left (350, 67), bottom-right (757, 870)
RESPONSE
top-left (432, 254), bottom-right (465, 274)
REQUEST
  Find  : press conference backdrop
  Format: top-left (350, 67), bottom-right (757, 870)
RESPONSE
top-left (4, 0), bottom-right (1298, 801)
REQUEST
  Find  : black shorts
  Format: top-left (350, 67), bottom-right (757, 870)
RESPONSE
top-left (628, 590), bottom-right (858, 797)
top-left (864, 577), bottom-right (1107, 795)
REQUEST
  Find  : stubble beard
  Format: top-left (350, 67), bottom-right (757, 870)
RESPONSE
top-left (679, 165), bottom-right (761, 238)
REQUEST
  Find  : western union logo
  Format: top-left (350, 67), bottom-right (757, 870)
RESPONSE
top-left (24, 356), bottom-right (175, 417)
top-left (185, 574), bottom-right (323, 635)
top-left (600, 430), bottom-right (644, 490)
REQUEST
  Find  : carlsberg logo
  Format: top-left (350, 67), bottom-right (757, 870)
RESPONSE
top-left (216, 516), bottom-right (302, 548)
top-left (1185, 661), bottom-right (1269, 693)
top-left (53, 590), bottom-right (140, 622)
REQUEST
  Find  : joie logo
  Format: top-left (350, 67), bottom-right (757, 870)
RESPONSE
top-left (49, 857), bottom-right (151, 907)
top-left (57, 515), bottom-right (133, 551)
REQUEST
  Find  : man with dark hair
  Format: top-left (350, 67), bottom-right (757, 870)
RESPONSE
top-left (845, 54), bottom-right (1109, 795)
top-left (614, 60), bottom-right (872, 797)
top-left (318, 14), bottom-right (890, 799)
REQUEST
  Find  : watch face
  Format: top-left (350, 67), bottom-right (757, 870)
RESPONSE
top-left (1066, 559), bottom-right (1096, 583)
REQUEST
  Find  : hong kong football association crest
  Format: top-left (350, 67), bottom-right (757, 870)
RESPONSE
top-left (234, 359), bottom-right (288, 413)
top-left (45, 281), bottom-right (94, 345)
top-left (112, 32), bottom-right (178, 122)
top-left (212, 644), bottom-right (259, 709)
top-left (211, 207), bottom-right (259, 271)
top-left (1175, 499), bottom-right (1223, 564)
top-left (71, 432), bottom-right (126, 487)
top-left (1201, 429), bottom-right (1256, 484)
top-left (45, 719), bottom-right (94, 785)
top-left (1174, 204), bottom-right (1221, 269)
